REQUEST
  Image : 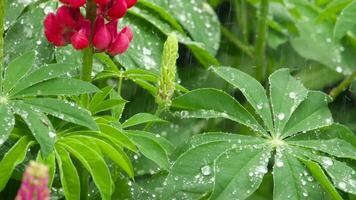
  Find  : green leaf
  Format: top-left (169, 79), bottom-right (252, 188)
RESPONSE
top-left (289, 138), bottom-right (356, 159)
top-left (0, 104), bottom-right (15, 146)
top-left (36, 152), bottom-right (56, 187)
top-left (88, 86), bottom-right (114, 112)
top-left (334, 1), bottom-right (356, 40)
top-left (273, 151), bottom-right (324, 200)
top-left (210, 146), bottom-right (271, 200)
top-left (282, 91), bottom-right (333, 138)
top-left (23, 98), bottom-right (98, 131)
top-left (13, 78), bottom-right (99, 97)
top-left (3, 51), bottom-right (35, 93)
top-left (301, 159), bottom-right (343, 200)
top-left (125, 130), bottom-right (170, 170)
top-left (70, 135), bottom-right (134, 178)
top-left (99, 124), bottom-right (137, 152)
top-left (9, 63), bottom-right (78, 96)
top-left (91, 99), bottom-right (127, 115)
top-left (59, 139), bottom-right (113, 200)
top-left (172, 88), bottom-right (268, 136)
top-left (55, 145), bottom-right (81, 200)
top-left (122, 113), bottom-right (167, 128)
top-left (163, 136), bottom-right (266, 199)
top-left (0, 136), bottom-right (33, 191)
top-left (212, 67), bottom-right (273, 132)
top-left (269, 69), bottom-right (308, 136)
top-left (12, 101), bottom-right (56, 157)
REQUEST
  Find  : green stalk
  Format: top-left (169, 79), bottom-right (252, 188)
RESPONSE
top-left (221, 26), bottom-right (253, 57)
top-left (329, 71), bottom-right (356, 99)
top-left (255, 0), bottom-right (269, 82)
top-left (81, 0), bottom-right (96, 82)
top-left (0, 0), bottom-right (6, 92)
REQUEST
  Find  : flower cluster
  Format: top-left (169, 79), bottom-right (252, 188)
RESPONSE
top-left (15, 161), bottom-right (50, 200)
top-left (44, 0), bottom-right (137, 56)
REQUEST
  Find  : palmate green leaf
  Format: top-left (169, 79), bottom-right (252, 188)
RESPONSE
top-left (9, 63), bottom-right (78, 96)
top-left (88, 86), bottom-right (114, 112)
top-left (98, 123), bottom-right (137, 152)
top-left (58, 139), bottom-right (113, 200)
top-left (12, 101), bottom-right (55, 157)
top-left (0, 136), bottom-right (33, 191)
top-left (334, 1), bottom-right (356, 41)
top-left (13, 78), bottom-right (99, 97)
top-left (269, 69), bottom-right (308, 136)
top-left (163, 135), bottom-right (266, 199)
top-left (211, 67), bottom-right (274, 132)
top-left (22, 98), bottom-right (99, 131)
top-left (68, 135), bottom-right (134, 178)
top-left (211, 146), bottom-right (271, 200)
top-left (172, 88), bottom-right (268, 137)
top-left (3, 51), bottom-right (35, 93)
top-left (55, 145), bottom-right (80, 200)
top-left (273, 151), bottom-right (324, 200)
top-left (0, 104), bottom-right (15, 146)
top-left (125, 130), bottom-right (170, 170)
top-left (122, 113), bottom-right (167, 128)
top-left (282, 91), bottom-right (333, 138)
top-left (301, 159), bottom-right (343, 200)
top-left (291, 146), bottom-right (356, 195)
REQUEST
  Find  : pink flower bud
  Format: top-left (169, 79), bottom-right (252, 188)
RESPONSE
top-left (71, 29), bottom-right (90, 49)
top-left (126, 0), bottom-right (137, 8)
top-left (93, 17), bottom-right (112, 50)
top-left (95, 0), bottom-right (110, 6)
top-left (107, 19), bottom-right (119, 38)
top-left (15, 161), bottom-right (50, 200)
top-left (120, 26), bottom-right (133, 42)
top-left (108, 33), bottom-right (130, 55)
top-left (108, 0), bottom-right (128, 19)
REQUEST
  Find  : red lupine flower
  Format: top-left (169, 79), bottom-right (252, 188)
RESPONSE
top-left (95, 0), bottom-right (110, 6)
top-left (107, 0), bottom-right (128, 19)
top-left (108, 32), bottom-right (130, 55)
top-left (59, 0), bottom-right (86, 8)
top-left (44, 5), bottom-right (90, 48)
top-left (15, 161), bottom-right (50, 200)
top-left (121, 26), bottom-right (133, 42)
top-left (71, 29), bottom-right (90, 49)
top-left (93, 16), bottom-right (112, 50)
top-left (126, 0), bottom-right (137, 8)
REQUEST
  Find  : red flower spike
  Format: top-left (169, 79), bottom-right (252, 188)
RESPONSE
top-left (56, 6), bottom-right (77, 29)
top-left (120, 26), bottom-right (133, 42)
top-left (108, 33), bottom-right (130, 55)
top-left (126, 0), bottom-right (137, 8)
top-left (108, 0), bottom-right (128, 19)
top-left (93, 17), bottom-right (112, 50)
top-left (71, 29), bottom-right (90, 49)
top-left (45, 30), bottom-right (66, 46)
top-left (44, 13), bottom-right (61, 33)
top-left (95, 0), bottom-right (110, 6)
top-left (107, 19), bottom-right (119, 38)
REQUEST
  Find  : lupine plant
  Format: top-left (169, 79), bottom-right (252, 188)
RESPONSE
top-left (0, 0), bottom-right (356, 199)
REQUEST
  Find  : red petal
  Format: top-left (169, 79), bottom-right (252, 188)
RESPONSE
top-left (71, 29), bottom-right (90, 50)
top-left (107, 19), bottom-right (119, 39)
top-left (59, 0), bottom-right (71, 5)
top-left (108, 0), bottom-right (127, 19)
top-left (95, 0), bottom-right (110, 6)
top-left (56, 6), bottom-right (77, 29)
top-left (126, 0), bottom-right (137, 8)
top-left (120, 26), bottom-right (133, 42)
top-left (93, 21), bottom-right (112, 50)
top-left (45, 30), bottom-right (67, 46)
top-left (44, 13), bottom-right (62, 33)
top-left (69, 0), bottom-right (86, 8)
top-left (107, 33), bottom-right (130, 55)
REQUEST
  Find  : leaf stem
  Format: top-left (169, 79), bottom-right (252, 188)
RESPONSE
top-left (329, 71), bottom-right (356, 99)
top-left (0, 0), bottom-right (6, 93)
top-left (81, 0), bottom-right (97, 82)
top-left (143, 106), bottom-right (163, 131)
top-left (220, 26), bottom-right (253, 57)
top-left (255, 0), bottom-right (269, 82)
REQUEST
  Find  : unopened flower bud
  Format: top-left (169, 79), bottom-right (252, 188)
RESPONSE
top-left (156, 34), bottom-right (179, 109)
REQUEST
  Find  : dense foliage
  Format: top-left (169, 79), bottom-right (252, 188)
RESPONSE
top-left (0, 0), bottom-right (355, 199)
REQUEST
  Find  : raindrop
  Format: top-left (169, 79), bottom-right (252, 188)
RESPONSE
top-left (338, 182), bottom-right (346, 189)
top-left (277, 113), bottom-right (285, 120)
top-left (276, 160), bottom-right (284, 168)
top-left (322, 157), bottom-right (333, 167)
top-left (288, 92), bottom-right (296, 99)
top-left (48, 131), bottom-right (56, 138)
top-left (201, 165), bottom-right (212, 176)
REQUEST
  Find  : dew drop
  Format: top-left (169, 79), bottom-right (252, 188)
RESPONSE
top-left (277, 113), bottom-right (285, 120)
top-left (322, 157), bottom-right (333, 167)
top-left (276, 160), bottom-right (284, 168)
top-left (338, 182), bottom-right (346, 189)
top-left (288, 92), bottom-right (296, 99)
top-left (201, 165), bottom-right (212, 176)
